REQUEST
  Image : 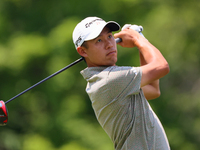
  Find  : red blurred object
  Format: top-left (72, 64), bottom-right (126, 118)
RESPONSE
top-left (0, 100), bottom-right (8, 126)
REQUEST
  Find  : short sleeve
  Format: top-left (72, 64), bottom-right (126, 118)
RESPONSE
top-left (105, 66), bottom-right (142, 99)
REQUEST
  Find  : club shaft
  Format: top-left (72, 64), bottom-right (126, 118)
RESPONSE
top-left (5, 57), bottom-right (84, 104)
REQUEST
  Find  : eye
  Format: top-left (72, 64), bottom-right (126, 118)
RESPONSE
top-left (108, 35), bottom-right (113, 39)
top-left (97, 39), bottom-right (102, 42)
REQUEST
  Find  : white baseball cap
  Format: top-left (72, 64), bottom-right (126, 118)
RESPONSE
top-left (72, 17), bottom-right (120, 49)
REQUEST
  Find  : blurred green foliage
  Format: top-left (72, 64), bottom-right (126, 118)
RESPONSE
top-left (0, 0), bottom-right (200, 149)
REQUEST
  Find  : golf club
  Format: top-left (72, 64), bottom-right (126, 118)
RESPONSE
top-left (0, 25), bottom-right (144, 126)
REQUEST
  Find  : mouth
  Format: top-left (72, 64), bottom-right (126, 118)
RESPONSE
top-left (107, 51), bottom-right (117, 56)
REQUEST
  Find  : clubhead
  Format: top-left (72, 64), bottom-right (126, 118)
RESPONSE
top-left (0, 100), bottom-right (8, 126)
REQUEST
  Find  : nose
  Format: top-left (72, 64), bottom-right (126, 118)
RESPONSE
top-left (105, 40), bottom-right (113, 50)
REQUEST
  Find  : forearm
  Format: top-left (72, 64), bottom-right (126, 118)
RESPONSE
top-left (136, 34), bottom-right (169, 87)
top-left (139, 51), bottom-right (146, 66)
top-left (139, 39), bottom-right (168, 69)
top-left (139, 51), bottom-right (160, 86)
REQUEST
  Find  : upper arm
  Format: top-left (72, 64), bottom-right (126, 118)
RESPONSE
top-left (141, 80), bottom-right (160, 100)
top-left (140, 62), bottom-right (169, 100)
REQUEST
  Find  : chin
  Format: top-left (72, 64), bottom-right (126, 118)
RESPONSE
top-left (106, 59), bottom-right (117, 66)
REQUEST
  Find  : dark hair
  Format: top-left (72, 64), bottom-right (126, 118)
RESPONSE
top-left (81, 41), bottom-right (88, 49)
top-left (80, 41), bottom-right (88, 62)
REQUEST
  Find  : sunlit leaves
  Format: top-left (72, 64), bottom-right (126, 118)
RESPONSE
top-left (0, 0), bottom-right (200, 150)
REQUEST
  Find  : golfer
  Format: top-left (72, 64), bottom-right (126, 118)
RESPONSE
top-left (72, 17), bottom-right (170, 150)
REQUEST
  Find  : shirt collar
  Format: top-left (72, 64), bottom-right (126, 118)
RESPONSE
top-left (80, 67), bottom-right (108, 80)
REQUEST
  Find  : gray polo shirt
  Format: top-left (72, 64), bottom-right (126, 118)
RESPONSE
top-left (81, 66), bottom-right (170, 150)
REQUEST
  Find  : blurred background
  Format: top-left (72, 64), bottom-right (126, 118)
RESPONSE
top-left (0, 0), bottom-right (200, 149)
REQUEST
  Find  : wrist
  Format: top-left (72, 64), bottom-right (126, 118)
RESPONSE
top-left (135, 37), bottom-right (149, 50)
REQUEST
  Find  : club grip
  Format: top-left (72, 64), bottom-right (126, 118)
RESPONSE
top-left (115, 38), bottom-right (122, 43)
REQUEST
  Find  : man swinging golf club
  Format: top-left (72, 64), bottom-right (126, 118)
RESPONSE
top-left (73, 17), bottom-right (170, 150)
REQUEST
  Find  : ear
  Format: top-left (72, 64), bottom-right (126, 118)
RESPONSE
top-left (77, 46), bottom-right (88, 57)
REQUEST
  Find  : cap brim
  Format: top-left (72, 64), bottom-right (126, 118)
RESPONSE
top-left (106, 21), bottom-right (121, 32)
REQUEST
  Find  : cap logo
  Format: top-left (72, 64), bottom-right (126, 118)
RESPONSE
top-left (85, 18), bottom-right (103, 28)
top-left (75, 36), bottom-right (82, 47)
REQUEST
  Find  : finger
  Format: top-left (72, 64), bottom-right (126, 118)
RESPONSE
top-left (121, 24), bottom-right (132, 30)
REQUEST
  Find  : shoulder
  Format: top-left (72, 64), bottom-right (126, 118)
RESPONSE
top-left (106, 66), bottom-right (142, 78)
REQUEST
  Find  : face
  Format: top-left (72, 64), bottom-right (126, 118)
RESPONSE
top-left (78, 27), bottom-right (118, 67)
